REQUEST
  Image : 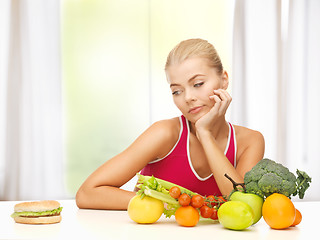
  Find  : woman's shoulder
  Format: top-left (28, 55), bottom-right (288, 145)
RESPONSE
top-left (147, 117), bottom-right (181, 159)
top-left (149, 117), bottom-right (181, 139)
top-left (233, 124), bottom-right (265, 148)
top-left (233, 124), bottom-right (265, 155)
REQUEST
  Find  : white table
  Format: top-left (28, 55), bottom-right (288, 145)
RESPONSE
top-left (0, 200), bottom-right (318, 239)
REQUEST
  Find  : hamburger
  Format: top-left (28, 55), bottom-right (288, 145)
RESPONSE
top-left (11, 200), bottom-right (62, 224)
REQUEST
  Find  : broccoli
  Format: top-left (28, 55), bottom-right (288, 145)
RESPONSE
top-left (244, 158), bottom-right (311, 199)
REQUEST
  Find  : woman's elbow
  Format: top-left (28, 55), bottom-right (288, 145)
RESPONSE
top-left (76, 187), bottom-right (88, 209)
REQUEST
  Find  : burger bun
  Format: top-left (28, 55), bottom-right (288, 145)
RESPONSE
top-left (14, 200), bottom-right (61, 212)
top-left (13, 200), bottom-right (62, 225)
top-left (13, 215), bottom-right (62, 224)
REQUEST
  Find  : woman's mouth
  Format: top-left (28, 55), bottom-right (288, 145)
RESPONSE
top-left (188, 106), bottom-right (203, 114)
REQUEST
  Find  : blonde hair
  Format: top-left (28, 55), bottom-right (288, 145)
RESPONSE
top-left (165, 38), bottom-right (223, 74)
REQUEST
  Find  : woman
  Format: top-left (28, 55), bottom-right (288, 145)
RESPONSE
top-left (76, 39), bottom-right (265, 210)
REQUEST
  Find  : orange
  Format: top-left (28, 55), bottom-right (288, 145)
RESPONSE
top-left (291, 208), bottom-right (302, 226)
top-left (262, 193), bottom-right (296, 229)
top-left (175, 206), bottom-right (200, 227)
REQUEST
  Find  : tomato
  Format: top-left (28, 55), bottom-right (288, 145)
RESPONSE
top-left (128, 195), bottom-right (164, 224)
top-left (204, 195), bottom-right (215, 207)
top-left (217, 196), bottom-right (227, 204)
top-left (210, 208), bottom-right (218, 220)
top-left (178, 193), bottom-right (191, 206)
top-left (205, 195), bottom-right (226, 208)
top-left (169, 186), bottom-right (181, 199)
top-left (200, 205), bottom-right (213, 218)
top-left (191, 194), bottom-right (204, 208)
top-left (175, 206), bottom-right (200, 227)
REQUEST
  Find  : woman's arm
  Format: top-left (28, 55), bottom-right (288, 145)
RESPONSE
top-left (76, 119), bottom-right (179, 210)
top-left (197, 128), bottom-right (264, 196)
top-left (195, 89), bottom-right (265, 196)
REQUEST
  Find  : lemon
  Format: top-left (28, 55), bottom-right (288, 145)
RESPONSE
top-left (127, 195), bottom-right (164, 224)
top-left (218, 201), bottom-right (254, 230)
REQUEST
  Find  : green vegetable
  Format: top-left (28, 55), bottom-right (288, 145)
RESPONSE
top-left (135, 174), bottom-right (197, 217)
top-left (143, 187), bottom-right (179, 205)
top-left (295, 169), bottom-right (312, 199)
top-left (136, 174), bottom-right (197, 197)
top-left (244, 158), bottom-right (311, 199)
top-left (11, 207), bottom-right (63, 218)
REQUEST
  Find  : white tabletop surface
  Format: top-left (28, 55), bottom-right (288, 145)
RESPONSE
top-left (0, 199), bottom-right (318, 239)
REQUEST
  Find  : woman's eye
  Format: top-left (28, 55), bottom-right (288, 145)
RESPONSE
top-left (172, 90), bottom-right (181, 95)
top-left (194, 82), bottom-right (204, 87)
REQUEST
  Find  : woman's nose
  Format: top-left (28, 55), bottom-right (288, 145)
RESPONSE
top-left (185, 90), bottom-right (196, 103)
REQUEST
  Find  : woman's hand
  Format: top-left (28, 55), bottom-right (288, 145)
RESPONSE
top-left (195, 89), bottom-right (232, 136)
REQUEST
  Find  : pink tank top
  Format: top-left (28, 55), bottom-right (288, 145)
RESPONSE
top-left (140, 115), bottom-right (237, 197)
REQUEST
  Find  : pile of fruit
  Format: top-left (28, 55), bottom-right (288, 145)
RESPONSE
top-left (127, 174), bottom-right (225, 227)
top-left (169, 188), bottom-right (226, 227)
top-left (128, 159), bottom-right (311, 230)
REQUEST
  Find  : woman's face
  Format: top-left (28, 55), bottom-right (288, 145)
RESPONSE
top-left (166, 57), bottom-right (228, 123)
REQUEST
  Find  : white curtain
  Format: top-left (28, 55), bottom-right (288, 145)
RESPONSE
top-left (0, 0), bottom-right (65, 200)
top-left (232, 0), bottom-right (320, 200)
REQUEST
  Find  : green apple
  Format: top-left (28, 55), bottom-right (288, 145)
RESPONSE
top-left (229, 191), bottom-right (264, 224)
top-left (218, 201), bottom-right (254, 230)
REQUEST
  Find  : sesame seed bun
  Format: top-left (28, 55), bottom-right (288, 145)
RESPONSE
top-left (14, 200), bottom-right (60, 212)
top-left (12, 200), bottom-right (62, 225)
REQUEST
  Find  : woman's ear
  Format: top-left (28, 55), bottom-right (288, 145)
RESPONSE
top-left (221, 70), bottom-right (229, 90)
